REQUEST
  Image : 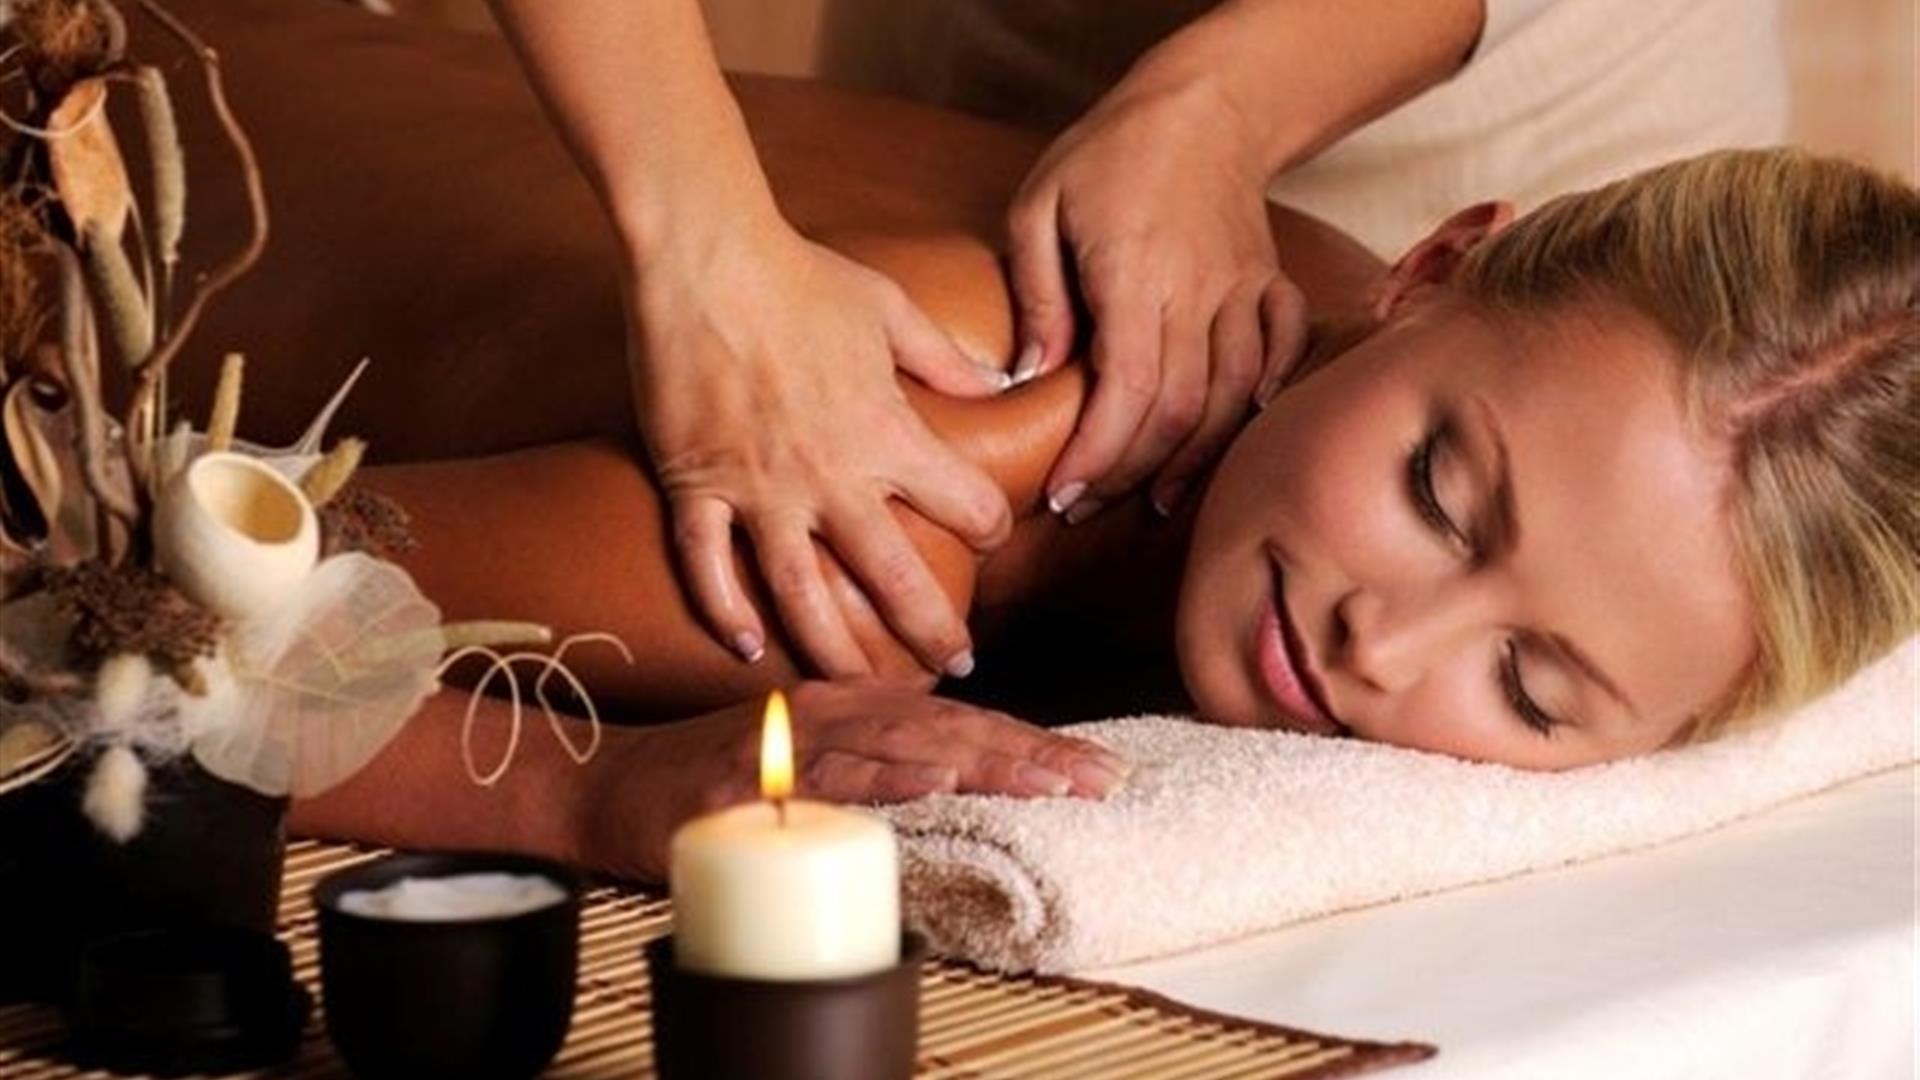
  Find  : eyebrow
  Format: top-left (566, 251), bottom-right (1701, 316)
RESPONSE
top-left (1464, 394), bottom-right (1641, 722)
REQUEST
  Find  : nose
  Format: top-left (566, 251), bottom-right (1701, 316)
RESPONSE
top-left (1335, 582), bottom-right (1499, 694)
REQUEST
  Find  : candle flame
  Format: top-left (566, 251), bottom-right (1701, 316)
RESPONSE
top-left (760, 690), bottom-right (794, 802)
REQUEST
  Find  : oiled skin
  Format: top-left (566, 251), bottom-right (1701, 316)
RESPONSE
top-left (150, 0), bottom-right (1383, 722)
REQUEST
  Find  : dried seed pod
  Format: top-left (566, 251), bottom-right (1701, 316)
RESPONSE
top-left (79, 220), bottom-right (152, 366)
top-left (46, 78), bottom-right (131, 246)
top-left (205, 351), bottom-right (242, 453)
top-left (300, 437), bottom-right (366, 510)
top-left (132, 65), bottom-right (184, 273)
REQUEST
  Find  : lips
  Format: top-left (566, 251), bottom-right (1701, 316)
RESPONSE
top-left (1255, 559), bottom-right (1344, 735)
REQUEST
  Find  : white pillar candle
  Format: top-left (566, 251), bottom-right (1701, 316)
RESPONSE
top-left (670, 799), bottom-right (899, 980)
top-left (668, 691), bottom-right (902, 981)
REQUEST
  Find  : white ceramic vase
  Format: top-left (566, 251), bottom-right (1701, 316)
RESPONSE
top-left (153, 451), bottom-right (319, 622)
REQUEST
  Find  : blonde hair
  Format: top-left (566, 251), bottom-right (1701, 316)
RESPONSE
top-left (1456, 148), bottom-right (1919, 738)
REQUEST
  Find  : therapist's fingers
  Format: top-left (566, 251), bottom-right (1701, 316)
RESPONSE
top-left (1151, 280), bottom-right (1267, 513)
top-left (884, 283), bottom-right (1013, 398)
top-left (1005, 189), bottom-right (1078, 384)
top-left (1082, 303), bottom-right (1213, 515)
top-left (747, 511), bottom-right (872, 679)
top-left (891, 413), bottom-right (1014, 553)
top-left (669, 492), bottom-right (767, 663)
top-left (1043, 278), bottom-right (1162, 519)
top-left (820, 498), bottom-right (976, 678)
top-left (1254, 275), bottom-right (1311, 409)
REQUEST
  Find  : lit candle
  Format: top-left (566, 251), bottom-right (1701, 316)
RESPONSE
top-left (668, 691), bottom-right (901, 980)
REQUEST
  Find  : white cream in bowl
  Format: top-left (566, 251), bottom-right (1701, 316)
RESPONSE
top-left (337, 873), bottom-right (568, 921)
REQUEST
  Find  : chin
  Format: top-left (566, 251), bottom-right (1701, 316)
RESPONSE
top-left (1172, 581), bottom-right (1264, 730)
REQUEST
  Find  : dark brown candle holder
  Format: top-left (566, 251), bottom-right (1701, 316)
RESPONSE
top-left (645, 931), bottom-right (924, 1080)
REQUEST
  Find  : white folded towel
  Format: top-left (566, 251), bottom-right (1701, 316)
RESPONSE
top-left (883, 638), bottom-right (1916, 973)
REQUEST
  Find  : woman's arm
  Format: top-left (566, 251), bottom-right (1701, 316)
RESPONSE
top-left (357, 438), bottom-right (976, 719)
top-left (291, 668), bottom-right (1127, 882)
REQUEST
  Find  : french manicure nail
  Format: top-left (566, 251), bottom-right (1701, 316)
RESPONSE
top-left (733, 631), bottom-right (765, 663)
top-left (1063, 496), bottom-right (1103, 525)
top-left (1012, 342), bottom-right (1043, 383)
top-left (975, 362), bottom-right (1014, 392)
top-left (1048, 481), bottom-right (1087, 516)
top-left (1015, 763), bottom-right (1072, 797)
top-left (945, 649), bottom-right (976, 679)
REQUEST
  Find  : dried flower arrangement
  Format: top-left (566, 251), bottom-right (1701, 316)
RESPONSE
top-left (0, 0), bottom-right (618, 840)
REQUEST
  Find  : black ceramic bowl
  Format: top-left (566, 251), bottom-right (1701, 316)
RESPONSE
top-left (312, 851), bottom-right (581, 1080)
top-left (646, 932), bottom-right (925, 1080)
top-left (66, 926), bottom-right (309, 1077)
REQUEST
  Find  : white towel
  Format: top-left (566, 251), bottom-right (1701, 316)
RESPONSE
top-left (883, 638), bottom-right (1916, 973)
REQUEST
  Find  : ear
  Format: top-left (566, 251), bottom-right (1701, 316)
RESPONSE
top-left (1369, 201), bottom-right (1515, 319)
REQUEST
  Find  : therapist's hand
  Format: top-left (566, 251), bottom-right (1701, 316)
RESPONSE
top-left (1006, 76), bottom-right (1309, 519)
top-left (629, 218), bottom-right (1014, 679)
top-left (590, 680), bottom-right (1129, 879)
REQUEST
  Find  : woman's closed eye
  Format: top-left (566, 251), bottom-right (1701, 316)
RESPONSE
top-left (1406, 427), bottom-right (1562, 737)
top-left (1407, 425), bottom-right (1472, 552)
top-left (1500, 640), bottom-right (1560, 736)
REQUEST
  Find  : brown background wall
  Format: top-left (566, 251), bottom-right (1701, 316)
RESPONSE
top-left (386, 0), bottom-right (1915, 177)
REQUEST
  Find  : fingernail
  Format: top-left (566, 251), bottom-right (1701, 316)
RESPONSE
top-left (944, 649), bottom-right (976, 679)
top-left (1012, 342), bottom-right (1043, 384)
top-left (975, 361), bottom-right (1014, 392)
top-left (1063, 496), bottom-right (1103, 525)
top-left (1254, 376), bottom-right (1283, 410)
top-left (1047, 481), bottom-right (1087, 516)
top-left (913, 764), bottom-right (960, 790)
top-left (1091, 748), bottom-right (1132, 777)
top-left (732, 631), bottom-right (765, 663)
top-left (1015, 763), bottom-right (1072, 797)
top-left (1149, 489), bottom-right (1179, 518)
top-left (1068, 758), bottom-right (1124, 796)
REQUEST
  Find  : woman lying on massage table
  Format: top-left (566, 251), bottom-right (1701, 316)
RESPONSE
top-left (197, 8), bottom-right (1914, 882)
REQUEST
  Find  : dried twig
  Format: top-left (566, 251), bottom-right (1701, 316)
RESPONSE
top-left (123, 0), bottom-right (266, 473)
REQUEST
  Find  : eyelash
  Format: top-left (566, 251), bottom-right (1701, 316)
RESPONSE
top-left (1408, 429), bottom-right (1558, 737)
top-left (1501, 642), bottom-right (1557, 736)
top-left (1408, 431), bottom-right (1470, 550)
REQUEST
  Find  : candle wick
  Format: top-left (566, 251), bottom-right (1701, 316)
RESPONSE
top-left (775, 797), bottom-right (788, 827)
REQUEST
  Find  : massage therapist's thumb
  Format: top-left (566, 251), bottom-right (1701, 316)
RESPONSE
top-left (1006, 198), bottom-right (1077, 386)
top-left (890, 298), bottom-right (1014, 397)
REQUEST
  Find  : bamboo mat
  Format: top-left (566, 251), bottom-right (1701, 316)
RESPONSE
top-left (0, 841), bottom-right (1435, 1079)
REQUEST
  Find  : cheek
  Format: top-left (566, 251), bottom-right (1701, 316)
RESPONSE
top-left (1365, 665), bottom-right (1558, 765)
top-left (1242, 394), bottom-right (1429, 581)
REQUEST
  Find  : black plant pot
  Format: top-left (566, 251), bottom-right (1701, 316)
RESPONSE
top-left (0, 754), bottom-right (288, 1005)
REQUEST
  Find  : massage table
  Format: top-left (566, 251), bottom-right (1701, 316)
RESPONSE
top-left (1094, 766), bottom-right (1916, 1078)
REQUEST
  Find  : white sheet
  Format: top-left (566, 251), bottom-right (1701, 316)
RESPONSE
top-left (1089, 766), bottom-right (1917, 1079)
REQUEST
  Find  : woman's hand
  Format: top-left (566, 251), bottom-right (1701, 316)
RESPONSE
top-left (586, 680), bottom-right (1131, 879)
top-left (630, 218), bottom-right (1016, 680)
top-left (1006, 75), bottom-right (1309, 520)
